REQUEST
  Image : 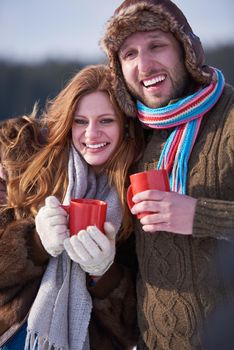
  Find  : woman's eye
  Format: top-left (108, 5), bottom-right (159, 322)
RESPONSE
top-left (74, 119), bottom-right (88, 125)
top-left (100, 118), bottom-right (114, 124)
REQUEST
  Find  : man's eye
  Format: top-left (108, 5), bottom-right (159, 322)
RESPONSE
top-left (126, 51), bottom-right (133, 57)
top-left (151, 43), bottom-right (165, 50)
top-left (122, 51), bottom-right (135, 60)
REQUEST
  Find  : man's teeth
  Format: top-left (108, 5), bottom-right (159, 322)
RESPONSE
top-left (143, 75), bottom-right (166, 87)
top-left (86, 143), bottom-right (107, 149)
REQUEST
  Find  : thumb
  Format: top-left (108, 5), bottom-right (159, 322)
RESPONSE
top-left (104, 222), bottom-right (116, 241)
top-left (45, 196), bottom-right (61, 208)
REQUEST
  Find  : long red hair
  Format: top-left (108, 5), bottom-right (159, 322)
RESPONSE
top-left (4, 65), bottom-right (143, 240)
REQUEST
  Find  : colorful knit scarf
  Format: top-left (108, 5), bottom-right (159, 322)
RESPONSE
top-left (137, 67), bottom-right (225, 194)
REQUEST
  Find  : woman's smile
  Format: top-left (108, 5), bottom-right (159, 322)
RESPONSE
top-left (72, 90), bottom-right (121, 172)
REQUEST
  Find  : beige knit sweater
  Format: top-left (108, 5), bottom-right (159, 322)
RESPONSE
top-left (135, 84), bottom-right (234, 350)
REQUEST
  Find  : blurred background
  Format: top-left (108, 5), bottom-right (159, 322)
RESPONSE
top-left (0, 0), bottom-right (234, 120)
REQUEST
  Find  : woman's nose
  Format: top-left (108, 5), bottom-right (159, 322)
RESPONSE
top-left (85, 122), bottom-right (101, 138)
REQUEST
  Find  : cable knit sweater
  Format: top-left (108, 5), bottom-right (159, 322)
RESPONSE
top-left (89, 84), bottom-right (234, 350)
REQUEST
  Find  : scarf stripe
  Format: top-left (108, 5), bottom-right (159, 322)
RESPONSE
top-left (137, 68), bottom-right (224, 127)
top-left (137, 67), bottom-right (225, 193)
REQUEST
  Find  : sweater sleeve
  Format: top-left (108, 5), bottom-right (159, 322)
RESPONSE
top-left (192, 94), bottom-right (234, 241)
top-left (87, 234), bottom-right (139, 349)
top-left (193, 198), bottom-right (234, 241)
top-left (0, 211), bottom-right (49, 288)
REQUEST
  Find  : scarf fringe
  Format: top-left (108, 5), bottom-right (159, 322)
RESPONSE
top-left (25, 331), bottom-right (65, 350)
top-left (25, 315), bottom-right (90, 350)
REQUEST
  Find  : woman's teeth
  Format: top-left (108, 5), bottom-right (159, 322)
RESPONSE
top-left (86, 143), bottom-right (107, 149)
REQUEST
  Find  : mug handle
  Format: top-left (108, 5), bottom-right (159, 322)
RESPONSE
top-left (127, 185), bottom-right (134, 210)
top-left (127, 184), bottom-right (151, 219)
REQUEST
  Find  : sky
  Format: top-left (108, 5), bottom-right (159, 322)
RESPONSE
top-left (0, 0), bottom-right (233, 63)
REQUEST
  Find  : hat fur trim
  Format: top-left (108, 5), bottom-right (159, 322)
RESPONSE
top-left (101, 1), bottom-right (213, 117)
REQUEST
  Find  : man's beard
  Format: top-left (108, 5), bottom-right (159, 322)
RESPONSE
top-left (125, 64), bottom-right (191, 109)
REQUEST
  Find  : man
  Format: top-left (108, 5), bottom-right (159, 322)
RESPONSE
top-left (87, 0), bottom-right (234, 349)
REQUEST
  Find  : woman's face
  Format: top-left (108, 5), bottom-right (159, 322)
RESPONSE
top-left (72, 91), bottom-right (122, 173)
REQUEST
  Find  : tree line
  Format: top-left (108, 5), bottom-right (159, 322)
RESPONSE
top-left (0, 44), bottom-right (233, 121)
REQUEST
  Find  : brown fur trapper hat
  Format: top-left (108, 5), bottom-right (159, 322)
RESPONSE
top-left (101, 0), bottom-right (213, 117)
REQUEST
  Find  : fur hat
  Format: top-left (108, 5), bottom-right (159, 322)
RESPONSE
top-left (101, 0), bottom-right (213, 117)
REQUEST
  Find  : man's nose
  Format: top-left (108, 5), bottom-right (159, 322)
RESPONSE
top-left (138, 52), bottom-right (154, 75)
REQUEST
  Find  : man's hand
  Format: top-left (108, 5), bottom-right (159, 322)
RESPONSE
top-left (63, 222), bottom-right (116, 276)
top-left (35, 196), bottom-right (68, 257)
top-left (131, 190), bottom-right (197, 235)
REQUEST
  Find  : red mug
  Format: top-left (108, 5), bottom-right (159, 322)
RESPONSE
top-left (61, 198), bottom-right (107, 236)
top-left (127, 169), bottom-right (170, 219)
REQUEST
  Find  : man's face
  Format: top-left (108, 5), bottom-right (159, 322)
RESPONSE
top-left (118, 30), bottom-right (190, 108)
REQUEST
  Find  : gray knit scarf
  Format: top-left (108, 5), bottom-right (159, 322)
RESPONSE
top-left (25, 145), bottom-right (123, 350)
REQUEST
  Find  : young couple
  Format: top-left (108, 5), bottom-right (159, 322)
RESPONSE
top-left (1, 0), bottom-right (234, 349)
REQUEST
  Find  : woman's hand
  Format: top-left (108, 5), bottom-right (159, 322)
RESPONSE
top-left (63, 222), bottom-right (116, 276)
top-left (35, 196), bottom-right (69, 257)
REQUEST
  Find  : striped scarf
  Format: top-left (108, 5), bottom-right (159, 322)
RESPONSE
top-left (137, 67), bottom-right (225, 194)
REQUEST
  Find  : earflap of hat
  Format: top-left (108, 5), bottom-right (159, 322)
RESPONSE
top-left (110, 53), bottom-right (137, 117)
top-left (174, 27), bottom-right (212, 85)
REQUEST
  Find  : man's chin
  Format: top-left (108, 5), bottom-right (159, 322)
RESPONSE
top-left (140, 96), bottom-right (171, 109)
top-left (126, 84), bottom-right (171, 108)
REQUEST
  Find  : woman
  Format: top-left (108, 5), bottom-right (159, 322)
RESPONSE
top-left (0, 65), bottom-right (142, 349)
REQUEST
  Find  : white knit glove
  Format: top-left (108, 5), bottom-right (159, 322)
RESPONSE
top-left (35, 196), bottom-right (69, 257)
top-left (63, 222), bottom-right (116, 276)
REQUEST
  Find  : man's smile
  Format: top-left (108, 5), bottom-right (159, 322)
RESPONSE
top-left (142, 74), bottom-right (166, 88)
